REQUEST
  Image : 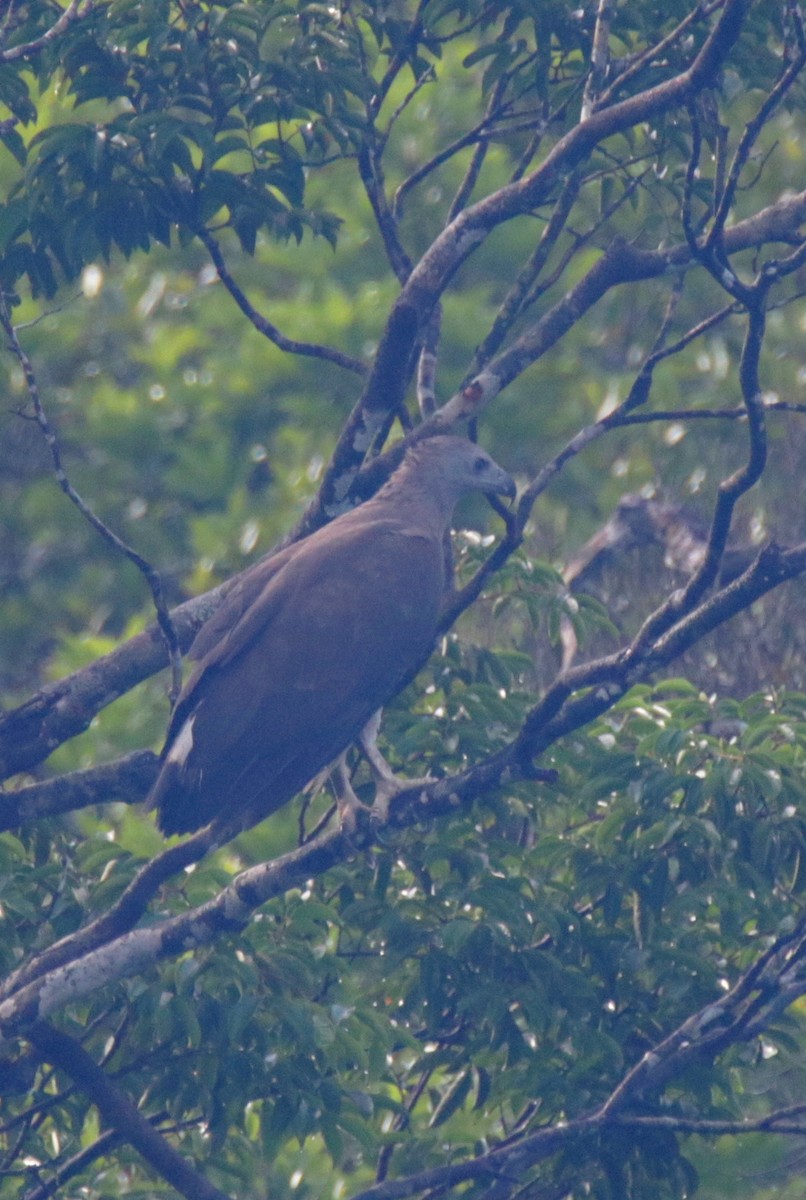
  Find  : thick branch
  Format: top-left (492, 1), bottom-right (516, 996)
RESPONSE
top-left (310, 0), bottom-right (752, 513)
top-left (1, 825), bottom-right (219, 999)
top-left (4, 179), bottom-right (802, 789)
top-left (0, 590), bottom-right (207, 781)
top-left (5, 534), bottom-right (806, 1033)
top-left (26, 1022), bottom-right (232, 1200)
top-left (0, 752), bottom-right (158, 831)
top-left (0, 825), bottom-right (349, 1035)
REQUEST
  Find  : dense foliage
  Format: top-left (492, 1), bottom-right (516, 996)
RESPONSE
top-left (4, 2), bottom-right (806, 1198)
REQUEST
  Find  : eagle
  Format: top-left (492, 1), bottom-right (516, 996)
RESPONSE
top-left (147, 436), bottom-right (515, 835)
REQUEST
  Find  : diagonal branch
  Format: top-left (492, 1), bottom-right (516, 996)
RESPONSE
top-left (349, 898), bottom-right (806, 1200)
top-left (597, 0), bottom-right (724, 108)
top-left (26, 1022), bottom-right (232, 1200)
top-left (5, 536), bottom-right (806, 1031)
top-left (0, 752), bottom-right (158, 832)
top-left (1, 824), bottom-right (219, 1000)
top-left (4, 182), bottom-right (804, 787)
top-left (197, 228), bottom-right (367, 374)
top-left (20, 1128), bottom-right (123, 1200)
top-left (0, 0), bottom-right (91, 63)
top-left (707, 15), bottom-right (806, 253)
top-left (307, 0), bottom-right (753, 520)
top-left (357, 143), bottom-right (413, 283)
top-left (0, 292), bottom-right (184, 704)
top-left (0, 824), bottom-right (348, 1030)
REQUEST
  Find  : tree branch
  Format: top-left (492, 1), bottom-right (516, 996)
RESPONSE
top-left (1, 824), bottom-right (219, 999)
top-left (0, 293), bottom-right (183, 704)
top-left (0, 824), bottom-right (349, 1032)
top-left (26, 1022), bottom-right (232, 1200)
top-left (197, 228), bottom-right (367, 375)
top-left (424, 186), bottom-right (806, 431)
top-left (20, 1128), bottom-right (122, 1200)
top-left (0, 0), bottom-right (91, 63)
top-left (357, 143), bottom-right (413, 283)
top-left (5, 533), bottom-right (806, 1034)
top-left (349, 897), bottom-right (806, 1200)
top-left (4, 178), bottom-right (804, 786)
top-left (0, 752), bottom-right (158, 832)
top-left (308, 0), bottom-right (752, 516)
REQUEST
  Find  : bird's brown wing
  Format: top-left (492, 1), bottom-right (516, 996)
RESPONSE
top-left (187, 539), bottom-right (301, 662)
top-left (151, 518), bottom-right (443, 833)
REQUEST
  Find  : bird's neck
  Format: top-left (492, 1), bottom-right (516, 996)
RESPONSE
top-left (376, 469), bottom-right (459, 536)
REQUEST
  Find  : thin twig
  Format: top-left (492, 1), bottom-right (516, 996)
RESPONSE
top-left (197, 228), bottom-right (367, 374)
top-left (707, 20), bottom-right (806, 252)
top-left (469, 172), bottom-right (582, 375)
top-left (369, 0), bottom-right (429, 116)
top-left (0, 292), bottom-right (184, 703)
top-left (20, 1129), bottom-right (122, 1200)
top-left (597, 2), bottom-right (724, 108)
top-left (357, 144), bottom-right (413, 283)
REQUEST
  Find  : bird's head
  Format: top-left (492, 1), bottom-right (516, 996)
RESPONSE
top-left (404, 436), bottom-right (516, 505)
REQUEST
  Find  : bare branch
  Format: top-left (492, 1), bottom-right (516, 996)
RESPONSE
top-left (581, 0), bottom-right (613, 120)
top-left (619, 1110), bottom-right (806, 1138)
top-left (627, 291), bottom-right (769, 656)
top-left (357, 144), bottom-right (413, 283)
top-left (469, 172), bottom-right (582, 376)
top-left (393, 122), bottom-right (491, 221)
top-left (447, 68), bottom-right (517, 221)
top-left (20, 1128), bottom-right (122, 1200)
top-left (620, 399), bottom-right (806, 424)
top-left (0, 0), bottom-right (91, 63)
top-left (597, 1), bottom-right (724, 108)
top-left (310, 0), bottom-right (753, 516)
top-left (197, 228), bottom-right (367, 374)
top-left (0, 752), bottom-right (158, 832)
top-left (707, 23), bottom-right (806, 252)
top-left (424, 185), bottom-right (806, 434)
top-left (27, 1022), bottom-right (233, 1200)
top-left (0, 293), bottom-right (184, 704)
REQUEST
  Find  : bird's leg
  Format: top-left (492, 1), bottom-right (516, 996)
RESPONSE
top-left (358, 710), bottom-right (433, 821)
top-left (330, 752), bottom-right (368, 832)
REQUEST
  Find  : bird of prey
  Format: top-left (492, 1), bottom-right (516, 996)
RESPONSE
top-left (147, 436), bottom-right (516, 836)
